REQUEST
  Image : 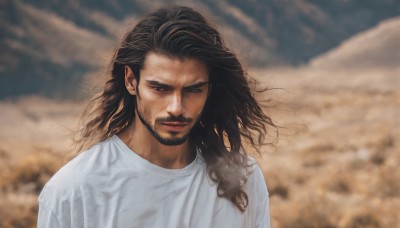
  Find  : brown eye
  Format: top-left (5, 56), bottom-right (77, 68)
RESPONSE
top-left (152, 86), bottom-right (168, 92)
top-left (185, 88), bottom-right (202, 93)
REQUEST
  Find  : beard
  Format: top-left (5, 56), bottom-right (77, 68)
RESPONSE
top-left (136, 107), bottom-right (193, 146)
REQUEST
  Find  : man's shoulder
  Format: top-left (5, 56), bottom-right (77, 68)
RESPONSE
top-left (39, 137), bottom-right (117, 200)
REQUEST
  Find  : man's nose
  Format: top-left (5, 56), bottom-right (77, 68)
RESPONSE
top-left (166, 92), bottom-right (184, 117)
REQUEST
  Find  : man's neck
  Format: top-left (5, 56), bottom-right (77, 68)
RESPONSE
top-left (117, 120), bottom-right (196, 169)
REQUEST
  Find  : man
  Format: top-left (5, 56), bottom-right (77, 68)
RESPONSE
top-left (38, 5), bottom-right (275, 228)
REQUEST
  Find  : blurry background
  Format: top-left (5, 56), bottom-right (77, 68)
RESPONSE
top-left (0, 0), bottom-right (399, 227)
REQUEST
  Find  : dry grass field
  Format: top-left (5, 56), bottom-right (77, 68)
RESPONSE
top-left (254, 66), bottom-right (400, 228)
top-left (0, 97), bottom-right (83, 227)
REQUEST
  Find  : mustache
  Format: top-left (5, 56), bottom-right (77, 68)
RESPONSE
top-left (156, 115), bottom-right (193, 123)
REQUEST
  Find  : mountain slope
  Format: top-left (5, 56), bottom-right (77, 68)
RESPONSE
top-left (309, 16), bottom-right (400, 70)
top-left (1, 0), bottom-right (399, 98)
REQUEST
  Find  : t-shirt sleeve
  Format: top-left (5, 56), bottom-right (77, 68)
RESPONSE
top-left (254, 164), bottom-right (270, 228)
top-left (37, 183), bottom-right (80, 228)
top-left (37, 199), bottom-right (61, 228)
top-left (37, 183), bottom-right (74, 228)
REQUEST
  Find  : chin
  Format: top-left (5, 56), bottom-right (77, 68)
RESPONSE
top-left (158, 137), bottom-right (188, 146)
top-left (155, 132), bottom-right (190, 146)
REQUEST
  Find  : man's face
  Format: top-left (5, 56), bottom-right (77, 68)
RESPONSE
top-left (130, 52), bottom-right (209, 146)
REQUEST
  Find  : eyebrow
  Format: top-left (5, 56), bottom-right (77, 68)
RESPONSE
top-left (184, 81), bottom-right (209, 89)
top-left (146, 80), bottom-right (173, 89)
top-left (145, 80), bottom-right (209, 89)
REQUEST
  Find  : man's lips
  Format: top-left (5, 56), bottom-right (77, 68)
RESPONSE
top-left (160, 122), bottom-right (189, 131)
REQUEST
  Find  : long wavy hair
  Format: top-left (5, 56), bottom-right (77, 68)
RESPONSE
top-left (74, 6), bottom-right (276, 212)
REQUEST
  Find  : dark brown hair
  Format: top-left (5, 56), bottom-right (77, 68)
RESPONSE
top-left (75, 5), bottom-right (276, 212)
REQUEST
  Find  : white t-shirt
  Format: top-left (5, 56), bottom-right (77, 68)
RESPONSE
top-left (38, 135), bottom-right (270, 228)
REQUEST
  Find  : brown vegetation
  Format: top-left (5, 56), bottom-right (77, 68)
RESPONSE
top-left (258, 66), bottom-right (399, 227)
top-left (0, 148), bottom-right (64, 227)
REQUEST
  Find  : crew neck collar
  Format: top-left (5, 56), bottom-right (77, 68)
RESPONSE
top-left (111, 135), bottom-right (202, 177)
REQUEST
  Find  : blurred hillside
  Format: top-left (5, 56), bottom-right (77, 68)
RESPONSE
top-left (310, 16), bottom-right (400, 70)
top-left (0, 0), bottom-right (399, 98)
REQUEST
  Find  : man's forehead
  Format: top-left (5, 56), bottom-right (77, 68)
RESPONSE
top-left (140, 51), bottom-right (209, 84)
top-left (142, 76), bottom-right (209, 86)
top-left (142, 51), bottom-right (205, 68)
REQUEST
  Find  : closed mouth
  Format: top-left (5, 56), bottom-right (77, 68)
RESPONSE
top-left (160, 123), bottom-right (189, 131)
top-left (161, 122), bottom-right (189, 126)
